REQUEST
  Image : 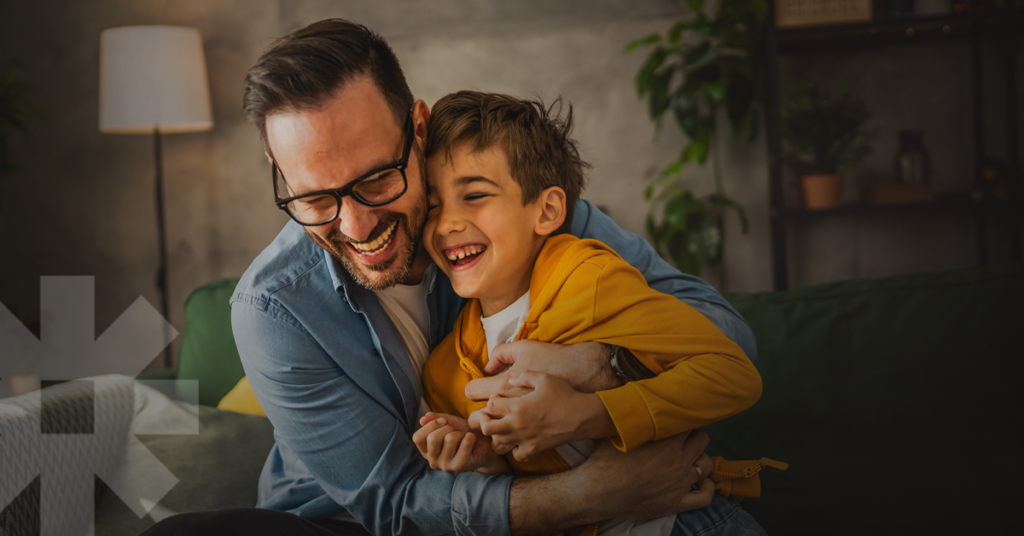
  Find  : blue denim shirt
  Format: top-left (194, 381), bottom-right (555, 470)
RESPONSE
top-left (230, 200), bottom-right (756, 536)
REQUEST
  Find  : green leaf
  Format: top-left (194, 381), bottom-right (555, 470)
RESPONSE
top-left (680, 118), bottom-right (712, 164)
top-left (659, 160), bottom-right (683, 179)
top-left (634, 47), bottom-right (669, 98)
top-left (687, 218), bottom-right (721, 265)
top-left (646, 67), bottom-right (675, 122)
top-left (624, 33), bottom-right (663, 53)
top-left (669, 230), bottom-right (702, 275)
top-left (682, 42), bottom-right (715, 75)
top-left (664, 195), bottom-right (690, 231)
top-left (701, 81), bottom-right (725, 104)
top-left (668, 21), bottom-right (689, 44)
top-left (685, 0), bottom-right (705, 16)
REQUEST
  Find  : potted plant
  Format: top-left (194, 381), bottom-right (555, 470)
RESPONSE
top-left (0, 55), bottom-right (42, 210)
top-left (627, 0), bottom-right (764, 283)
top-left (780, 82), bottom-right (874, 209)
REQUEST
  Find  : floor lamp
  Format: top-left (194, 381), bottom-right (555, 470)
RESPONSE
top-left (99, 26), bottom-right (213, 368)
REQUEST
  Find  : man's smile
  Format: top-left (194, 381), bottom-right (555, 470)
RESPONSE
top-left (347, 220), bottom-right (400, 261)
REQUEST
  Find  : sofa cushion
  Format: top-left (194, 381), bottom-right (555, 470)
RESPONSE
top-left (94, 405), bottom-right (275, 535)
top-left (217, 376), bottom-right (266, 417)
top-left (176, 278), bottom-right (244, 407)
top-left (711, 262), bottom-right (1023, 535)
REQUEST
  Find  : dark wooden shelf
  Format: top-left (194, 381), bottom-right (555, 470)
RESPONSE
top-left (774, 192), bottom-right (1016, 221)
top-left (775, 11), bottom-right (1024, 53)
top-left (764, 0), bottom-right (1022, 290)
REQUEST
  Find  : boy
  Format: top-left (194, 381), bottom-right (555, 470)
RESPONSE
top-left (413, 91), bottom-right (769, 536)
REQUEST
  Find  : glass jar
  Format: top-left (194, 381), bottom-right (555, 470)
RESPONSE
top-left (895, 130), bottom-right (930, 183)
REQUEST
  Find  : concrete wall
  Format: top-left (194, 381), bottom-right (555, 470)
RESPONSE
top-left (0, 0), bottom-right (1019, 369)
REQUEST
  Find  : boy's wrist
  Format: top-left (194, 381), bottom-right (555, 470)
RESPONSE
top-left (479, 456), bottom-right (512, 475)
top-left (576, 392), bottom-right (618, 442)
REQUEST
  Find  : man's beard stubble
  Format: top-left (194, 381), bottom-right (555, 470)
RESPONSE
top-left (308, 148), bottom-right (428, 291)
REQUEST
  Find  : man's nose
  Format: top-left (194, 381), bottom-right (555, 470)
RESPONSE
top-left (336, 197), bottom-right (379, 242)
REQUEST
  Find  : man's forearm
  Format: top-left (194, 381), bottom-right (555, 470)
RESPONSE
top-left (562, 342), bottom-right (622, 393)
top-left (507, 432), bottom-right (715, 535)
top-left (508, 469), bottom-right (607, 535)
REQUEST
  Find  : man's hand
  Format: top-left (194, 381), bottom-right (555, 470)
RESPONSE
top-left (588, 430), bottom-right (715, 520)
top-left (466, 341), bottom-right (622, 402)
top-left (471, 371), bottom-right (617, 460)
top-left (508, 430), bottom-right (715, 535)
top-left (412, 413), bottom-right (511, 474)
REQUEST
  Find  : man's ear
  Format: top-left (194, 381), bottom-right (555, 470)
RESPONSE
top-left (535, 187), bottom-right (567, 236)
top-left (412, 99), bottom-right (431, 152)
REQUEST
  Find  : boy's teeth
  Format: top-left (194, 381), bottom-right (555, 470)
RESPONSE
top-left (445, 245), bottom-right (487, 263)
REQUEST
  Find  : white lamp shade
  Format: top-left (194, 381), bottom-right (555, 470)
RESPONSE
top-left (99, 26), bottom-right (213, 134)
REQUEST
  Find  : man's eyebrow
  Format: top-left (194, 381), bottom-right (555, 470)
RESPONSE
top-left (282, 155), bottom-right (398, 197)
top-left (454, 176), bottom-right (500, 188)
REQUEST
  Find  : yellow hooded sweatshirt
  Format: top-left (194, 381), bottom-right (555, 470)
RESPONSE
top-left (422, 234), bottom-right (765, 504)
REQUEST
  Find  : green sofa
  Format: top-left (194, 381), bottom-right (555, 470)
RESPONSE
top-left (115, 262), bottom-right (1023, 535)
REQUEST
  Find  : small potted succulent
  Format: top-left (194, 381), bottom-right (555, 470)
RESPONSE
top-left (781, 83), bottom-right (874, 209)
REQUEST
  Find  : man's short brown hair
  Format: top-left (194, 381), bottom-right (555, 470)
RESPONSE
top-left (425, 91), bottom-right (589, 235)
top-left (243, 19), bottom-right (413, 152)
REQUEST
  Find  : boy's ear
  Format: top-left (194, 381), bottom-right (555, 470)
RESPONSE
top-left (534, 187), bottom-right (567, 236)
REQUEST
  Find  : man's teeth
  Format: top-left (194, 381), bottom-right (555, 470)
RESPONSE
top-left (353, 222), bottom-right (397, 254)
top-left (446, 246), bottom-right (484, 261)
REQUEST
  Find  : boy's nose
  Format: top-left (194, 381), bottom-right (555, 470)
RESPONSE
top-left (435, 206), bottom-right (465, 235)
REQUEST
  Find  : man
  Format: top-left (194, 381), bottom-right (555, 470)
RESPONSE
top-left (144, 18), bottom-right (759, 536)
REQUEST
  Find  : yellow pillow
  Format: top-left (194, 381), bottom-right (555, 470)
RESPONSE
top-left (217, 376), bottom-right (267, 417)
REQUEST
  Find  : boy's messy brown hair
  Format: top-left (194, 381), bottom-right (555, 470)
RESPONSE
top-left (426, 91), bottom-right (589, 235)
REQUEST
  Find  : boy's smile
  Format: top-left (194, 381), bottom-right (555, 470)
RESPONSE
top-left (424, 142), bottom-right (553, 317)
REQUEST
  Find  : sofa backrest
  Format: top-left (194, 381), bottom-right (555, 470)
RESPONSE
top-left (176, 278), bottom-right (244, 407)
top-left (174, 263), bottom-right (1024, 533)
top-left (713, 261), bottom-right (1022, 535)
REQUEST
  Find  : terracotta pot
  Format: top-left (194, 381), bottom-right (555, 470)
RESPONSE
top-left (801, 174), bottom-right (844, 209)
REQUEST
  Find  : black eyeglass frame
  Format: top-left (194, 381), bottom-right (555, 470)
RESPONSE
top-left (272, 113), bottom-right (414, 226)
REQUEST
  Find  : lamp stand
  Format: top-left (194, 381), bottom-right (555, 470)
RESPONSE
top-left (153, 128), bottom-right (172, 368)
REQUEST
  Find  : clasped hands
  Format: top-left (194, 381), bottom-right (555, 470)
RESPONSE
top-left (413, 340), bottom-right (618, 473)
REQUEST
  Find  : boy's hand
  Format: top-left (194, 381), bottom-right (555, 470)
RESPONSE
top-left (471, 371), bottom-right (617, 461)
top-left (413, 413), bottom-right (511, 474)
top-left (467, 341), bottom-right (621, 402)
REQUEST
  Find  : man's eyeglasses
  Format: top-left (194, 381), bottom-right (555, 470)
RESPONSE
top-left (273, 114), bottom-right (414, 226)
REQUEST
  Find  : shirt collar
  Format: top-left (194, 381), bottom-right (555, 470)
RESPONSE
top-left (326, 249), bottom-right (438, 310)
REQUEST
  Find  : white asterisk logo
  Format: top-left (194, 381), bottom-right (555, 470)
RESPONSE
top-left (1, 276), bottom-right (197, 536)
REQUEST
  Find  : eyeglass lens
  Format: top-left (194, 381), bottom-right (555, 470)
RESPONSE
top-left (278, 167), bottom-right (406, 225)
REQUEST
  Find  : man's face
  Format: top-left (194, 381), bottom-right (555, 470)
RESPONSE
top-left (265, 77), bottom-right (431, 290)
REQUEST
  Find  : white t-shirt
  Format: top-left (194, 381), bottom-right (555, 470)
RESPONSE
top-left (479, 292), bottom-right (675, 536)
top-left (373, 269), bottom-right (433, 422)
top-left (481, 291), bottom-right (532, 360)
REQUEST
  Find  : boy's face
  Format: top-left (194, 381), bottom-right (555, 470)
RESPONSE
top-left (424, 142), bottom-right (546, 314)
